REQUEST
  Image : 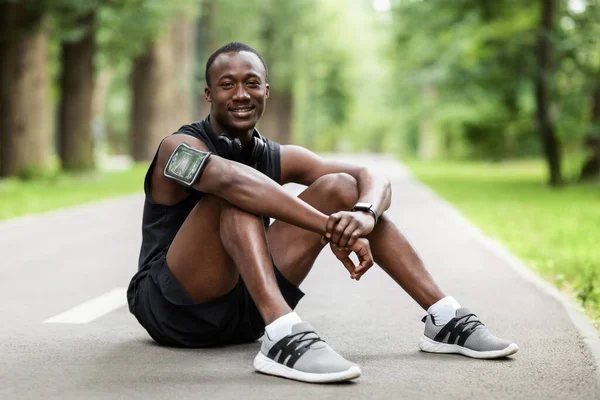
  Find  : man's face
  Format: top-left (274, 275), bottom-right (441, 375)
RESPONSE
top-left (205, 51), bottom-right (269, 134)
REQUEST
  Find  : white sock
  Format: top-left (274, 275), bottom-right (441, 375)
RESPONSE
top-left (427, 296), bottom-right (461, 326)
top-left (265, 312), bottom-right (302, 342)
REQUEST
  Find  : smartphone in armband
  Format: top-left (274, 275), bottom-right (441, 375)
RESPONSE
top-left (163, 143), bottom-right (212, 188)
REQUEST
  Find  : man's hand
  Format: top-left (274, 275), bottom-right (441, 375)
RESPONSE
top-left (325, 211), bottom-right (375, 249)
top-left (327, 237), bottom-right (374, 281)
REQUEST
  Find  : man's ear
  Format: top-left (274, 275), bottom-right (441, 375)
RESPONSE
top-left (265, 83), bottom-right (270, 99)
top-left (204, 87), bottom-right (212, 103)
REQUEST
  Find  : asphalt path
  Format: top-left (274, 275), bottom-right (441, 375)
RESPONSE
top-left (1, 155), bottom-right (599, 399)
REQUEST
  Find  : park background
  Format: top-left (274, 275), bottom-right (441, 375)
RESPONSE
top-left (1, 0), bottom-right (599, 328)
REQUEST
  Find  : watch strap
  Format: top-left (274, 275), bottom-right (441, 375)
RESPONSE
top-left (352, 204), bottom-right (378, 225)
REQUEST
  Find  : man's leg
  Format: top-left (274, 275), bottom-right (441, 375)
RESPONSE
top-left (367, 214), bottom-right (445, 310)
top-left (366, 213), bottom-right (518, 358)
top-left (273, 173), bottom-right (517, 359)
top-left (167, 190), bottom-right (361, 382)
top-left (267, 172), bottom-right (446, 310)
top-left (266, 173), bottom-right (360, 286)
top-left (330, 179), bottom-right (518, 358)
top-left (167, 194), bottom-right (290, 325)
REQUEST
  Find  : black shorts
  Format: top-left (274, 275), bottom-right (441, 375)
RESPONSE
top-left (126, 253), bottom-right (304, 348)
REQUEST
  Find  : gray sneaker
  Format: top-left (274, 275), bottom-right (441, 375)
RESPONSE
top-left (254, 322), bottom-right (361, 383)
top-left (419, 307), bottom-right (519, 359)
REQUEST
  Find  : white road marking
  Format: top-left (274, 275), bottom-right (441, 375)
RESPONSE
top-left (44, 288), bottom-right (127, 324)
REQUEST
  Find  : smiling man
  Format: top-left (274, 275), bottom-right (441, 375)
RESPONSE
top-left (126, 42), bottom-right (518, 383)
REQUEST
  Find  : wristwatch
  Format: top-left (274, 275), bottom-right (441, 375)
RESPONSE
top-left (351, 202), bottom-right (378, 225)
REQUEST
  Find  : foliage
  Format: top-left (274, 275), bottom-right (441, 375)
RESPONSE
top-left (95, 0), bottom-right (200, 152)
top-left (97, 0), bottom-right (199, 65)
top-left (6, 0), bottom-right (600, 173)
top-left (202, 0), bottom-right (387, 151)
top-left (407, 159), bottom-right (600, 326)
top-left (390, 0), bottom-right (539, 159)
top-left (389, 0), bottom-right (600, 169)
top-left (46, 0), bottom-right (102, 42)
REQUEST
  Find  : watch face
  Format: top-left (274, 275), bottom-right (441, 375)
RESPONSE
top-left (355, 203), bottom-right (371, 210)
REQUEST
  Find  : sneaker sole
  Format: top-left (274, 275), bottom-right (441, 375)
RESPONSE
top-left (253, 352), bottom-right (362, 383)
top-left (418, 336), bottom-right (519, 359)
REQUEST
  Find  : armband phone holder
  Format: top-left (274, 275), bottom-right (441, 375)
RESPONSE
top-left (164, 143), bottom-right (212, 188)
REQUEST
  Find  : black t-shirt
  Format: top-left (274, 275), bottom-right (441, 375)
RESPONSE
top-left (132, 120), bottom-right (282, 283)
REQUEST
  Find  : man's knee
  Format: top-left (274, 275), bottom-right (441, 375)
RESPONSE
top-left (202, 194), bottom-right (239, 214)
top-left (196, 194), bottom-right (245, 227)
top-left (311, 173), bottom-right (359, 210)
top-left (217, 195), bottom-right (265, 230)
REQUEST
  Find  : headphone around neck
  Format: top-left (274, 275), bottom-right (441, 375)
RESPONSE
top-left (204, 116), bottom-right (267, 168)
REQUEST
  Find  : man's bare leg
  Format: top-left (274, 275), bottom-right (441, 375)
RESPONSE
top-left (268, 173), bottom-right (445, 312)
top-left (260, 173), bottom-right (519, 359)
top-left (167, 179), bottom-right (362, 382)
top-left (220, 201), bottom-right (292, 323)
top-left (267, 173), bottom-right (360, 286)
top-left (167, 173), bottom-right (361, 324)
top-left (316, 176), bottom-right (518, 358)
top-left (167, 194), bottom-right (290, 325)
top-left (367, 214), bottom-right (445, 310)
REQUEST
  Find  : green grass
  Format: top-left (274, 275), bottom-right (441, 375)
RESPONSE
top-left (0, 163), bottom-right (148, 221)
top-left (405, 159), bottom-right (600, 326)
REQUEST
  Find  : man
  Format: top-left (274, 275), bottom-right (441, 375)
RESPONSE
top-left (127, 42), bottom-right (518, 384)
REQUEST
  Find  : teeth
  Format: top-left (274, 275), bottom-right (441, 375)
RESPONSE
top-left (232, 108), bottom-right (252, 111)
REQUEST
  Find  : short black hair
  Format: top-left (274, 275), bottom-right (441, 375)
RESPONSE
top-left (205, 42), bottom-right (268, 86)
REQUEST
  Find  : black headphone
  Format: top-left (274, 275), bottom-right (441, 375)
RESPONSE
top-left (204, 116), bottom-right (267, 168)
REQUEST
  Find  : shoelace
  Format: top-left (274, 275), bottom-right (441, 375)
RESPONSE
top-left (456, 314), bottom-right (485, 331)
top-left (288, 331), bottom-right (325, 349)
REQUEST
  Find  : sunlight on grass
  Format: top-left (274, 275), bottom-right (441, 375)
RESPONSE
top-left (406, 159), bottom-right (600, 327)
top-left (0, 163), bottom-right (149, 221)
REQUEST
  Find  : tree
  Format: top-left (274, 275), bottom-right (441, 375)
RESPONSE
top-left (129, 15), bottom-right (197, 161)
top-left (196, 0), bottom-right (218, 119)
top-left (170, 18), bottom-right (197, 129)
top-left (130, 23), bottom-right (178, 161)
top-left (0, 1), bottom-right (53, 178)
top-left (535, 0), bottom-right (562, 186)
top-left (562, 0), bottom-right (600, 180)
top-left (94, 0), bottom-right (199, 161)
top-left (57, 6), bottom-right (98, 171)
top-left (211, 0), bottom-right (322, 145)
top-left (128, 2), bottom-right (199, 161)
top-left (390, 1), bottom-right (538, 160)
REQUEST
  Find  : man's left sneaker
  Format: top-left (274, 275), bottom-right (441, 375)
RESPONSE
top-left (419, 307), bottom-right (519, 359)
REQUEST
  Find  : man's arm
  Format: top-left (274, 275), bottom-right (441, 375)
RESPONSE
top-left (281, 145), bottom-right (391, 217)
top-left (280, 145), bottom-right (392, 247)
top-left (153, 134), bottom-right (330, 235)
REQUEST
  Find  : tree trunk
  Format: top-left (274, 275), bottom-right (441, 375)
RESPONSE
top-left (503, 89), bottom-right (519, 157)
top-left (130, 32), bottom-right (176, 161)
top-left (131, 17), bottom-right (199, 161)
top-left (58, 13), bottom-right (96, 171)
top-left (91, 68), bottom-right (113, 155)
top-left (92, 69), bottom-right (113, 122)
top-left (418, 81), bottom-right (439, 160)
top-left (197, 0), bottom-right (218, 119)
top-left (0, 3), bottom-right (52, 178)
top-left (256, 5), bottom-right (294, 144)
top-left (579, 84), bottom-right (600, 181)
top-left (535, 0), bottom-right (562, 186)
top-left (592, 85), bottom-right (600, 123)
top-left (258, 90), bottom-right (292, 144)
top-left (170, 18), bottom-right (196, 126)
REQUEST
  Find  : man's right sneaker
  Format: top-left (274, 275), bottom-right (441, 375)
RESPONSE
top-left (419, 307), bottom-right (519, 359)
top-left (253, 322), bottom-right (361, 383)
